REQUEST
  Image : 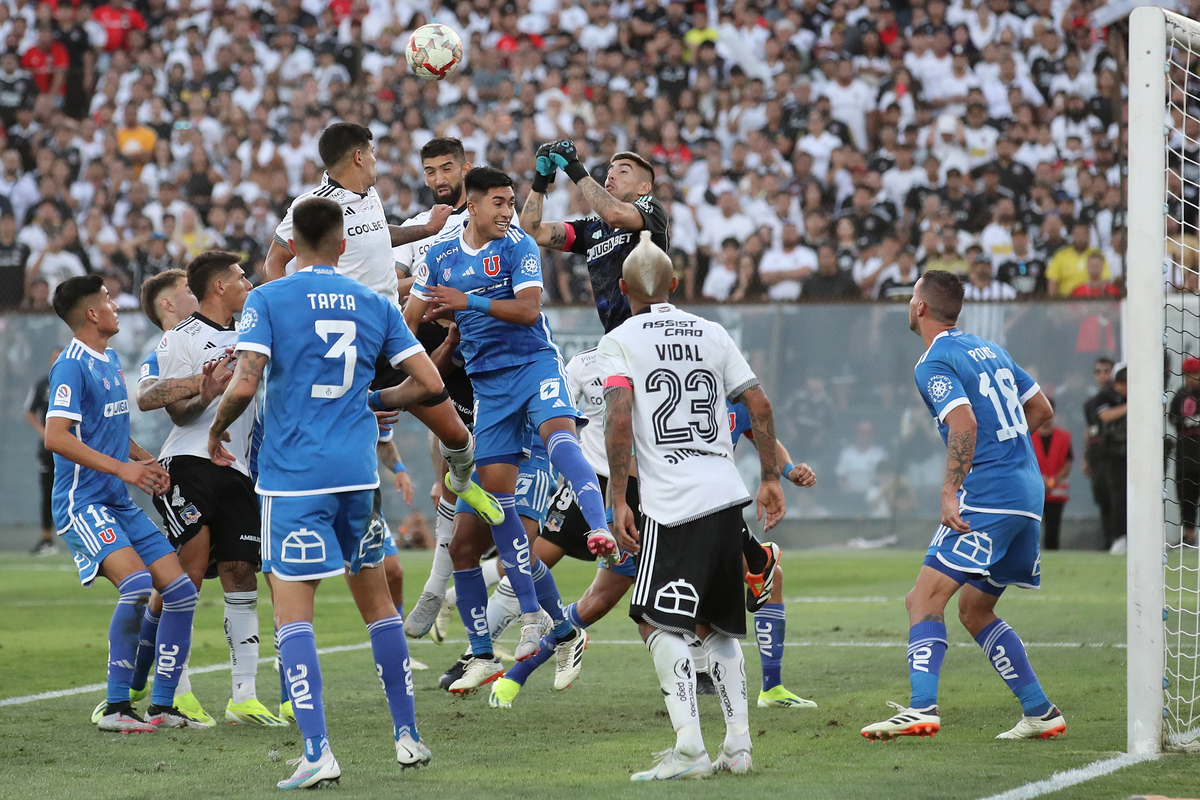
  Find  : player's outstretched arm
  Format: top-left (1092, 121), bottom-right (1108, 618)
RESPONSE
top-left (263, 240), bottom-right (292, 283)
top-left (940, 404), bottom-right (977, 533)
top-left (390, 205), bottom-right (452, 247)
top-left (44, 417), bottom-right (170, 496)
top-left (740, 426), bottom-right (816, 487)
top-left (370, 351), bottom-right (445, 411)
top-left (1023, 390), bottom-right (1054, 433)
top-left (603, 382), bottom-right (640, 553)
top-left (548, 140), bottom-right (645, 230)
top-left (736, 385), bottom-right (786, 530)
top-left (208, 350), bottom-right (267, 466)
top-left (519, 187), bottom-right (570, 249)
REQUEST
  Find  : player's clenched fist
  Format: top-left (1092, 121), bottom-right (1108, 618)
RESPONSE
top-left (788, 463), bottom-right (817, 487)
top-left (119, 458), bottom-right (171, 497)
top-left (548, 140), bottom-right (588, 182)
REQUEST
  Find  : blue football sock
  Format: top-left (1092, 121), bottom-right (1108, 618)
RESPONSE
top-left (396, 603), bottom-right (405, 621)
top-left (275, 626), bottom-right (288, 706)
top-left (504, 634), bottom-right (556, 686)
top-left (278, 621), bottom-right (328, 762)
top-left (108, 570), bottom-right (152, 704)
top-left (907, 620), bottom-right (948, 709)
top-left (488, 495), bottom-right (539, 614)
top-left (546, 430), bottom-right (608, 532)
top-left (453, 567), bottom-right (494, 656)
top-left (531, 559), bottom-right (572, 639)
top-left (754, 603), bottom-right (786, 692)
top-left (367, 615), bottom-right (419, 742)
top-left (565, 601), bottom-right (590, 630)
top-left (151, 574), bottom-right (197, 707)
top-left (974, 618), bottom-right (1052, 716)
top-left (131, 607), bottom-right (160, 693)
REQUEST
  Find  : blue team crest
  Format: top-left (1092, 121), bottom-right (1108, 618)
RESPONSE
top-left (519, 253), bottom-right (540, 278)
top-left (102, 377), bottom-right (110, 390)
top-left (443, 267), bottom-right (452, 281)
top-left (238, 307), bottom-right (258, 333)
top-left (927, 375), bottom-right (953, 402)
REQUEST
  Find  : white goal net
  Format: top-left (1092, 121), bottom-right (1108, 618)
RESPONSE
top-left (1130, 4), bottom-right (1200, 754)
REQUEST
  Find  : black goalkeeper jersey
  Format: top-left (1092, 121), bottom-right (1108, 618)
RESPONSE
top-left (564, 194), bottom-right (670, 333)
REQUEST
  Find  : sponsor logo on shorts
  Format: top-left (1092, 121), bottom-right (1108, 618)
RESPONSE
top-left (654, 579), bottom-right (700, 617)
top-left (951, 531), bottom-right (994, 566)
top-left (180, 504), bottom-right (201, 526)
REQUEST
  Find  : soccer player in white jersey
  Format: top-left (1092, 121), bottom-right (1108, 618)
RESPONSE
top-left (208, 197), bottom-right (464, 788)
top-left (598, 233), bottom-right (787, 780)
top-left (861, 271), bottom-right (1064, 742)
top-left (45, 275), bottom-right (199, 733)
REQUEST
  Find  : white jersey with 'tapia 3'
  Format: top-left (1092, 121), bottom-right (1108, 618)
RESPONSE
top-left (596, 302), bottom-right (757, 526)
top-left (274, 172), bottom-right (397, 304)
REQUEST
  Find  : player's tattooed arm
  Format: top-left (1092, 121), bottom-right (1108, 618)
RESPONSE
top-left (210, 351), bottom-right (267, 438)
top-left (519, 190), bottom-right (569, 249)
top-left (736, 385), bottom-right (780, 482)
top-left (940, 404), bottom-right (977, 533)
top-left (136, 375), bottom-right (202, 412)
top-left (389, 205), bottom-right (452, 246)
top-left (577, 176), bottom-right (646, 230)
top-left (604, 383), bottom-right (640, 552)
top-left (163, 353), bottom-right (235, 426)
top-left (128, 439), bottom-right (154, 462)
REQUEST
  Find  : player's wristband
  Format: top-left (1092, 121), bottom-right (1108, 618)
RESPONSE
top-left (564, 160), bottom-right (589, 183)
top-left (531, 171), bottom-right (552, 194)
top-left (368, 390), bottom-right (387, 411)
top-left (393, 462), bottom-right (407, 475)
top-left (782, 462), bottom-right (796, 479)
top-left (605, 507), bottom-right (614, 525)
top-left (466, 295), bottom-right (492, 315)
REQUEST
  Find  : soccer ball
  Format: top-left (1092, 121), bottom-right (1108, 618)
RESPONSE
top-left (405, 24), bottom-right (464, 82)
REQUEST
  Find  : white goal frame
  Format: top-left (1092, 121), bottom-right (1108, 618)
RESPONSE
top-left (1126, 4), bottom-right (1200, 755)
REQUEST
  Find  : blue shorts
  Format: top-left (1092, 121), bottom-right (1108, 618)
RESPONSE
top-left (57, 498), bottom-right (175, 587)
top-left (924, 509), bottom-right (1041, 591)
top-left (260, 490), bottom-right (379, 582)
top-left (471, 357), bottom-right (581, 463)
top-left (455, 441), bottom-right (554, 529)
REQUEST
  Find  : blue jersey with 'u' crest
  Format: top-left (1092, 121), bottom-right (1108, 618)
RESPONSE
top-left (411, 223), bottom-right (560, 374)
top-left (914, 329), bottom-right (1044, 518)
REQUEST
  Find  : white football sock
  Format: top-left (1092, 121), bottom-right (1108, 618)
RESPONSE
top-left (439, 434), bottom-right (476, 494)
top-left (422, 499), bottom-right (457, 596)
top-left (689, 639), bottom-right (709, 674)
top-left (481, 557), bottom-right (502, 590)
top-left (647, 629), bottom-right (705, 757)
top-left (703, 633), bottom-right (750, 753)
top-left (174, 659), bottom-right (192, 697)
top-left (224, 591), bottom-right (259, 703)
top-left (487, 577), bottom-right (522, 642)
top-left (444, 584), bottom-right (457, 608)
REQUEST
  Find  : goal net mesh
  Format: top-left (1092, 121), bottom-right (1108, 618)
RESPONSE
top-left (1164, 19), bottom-right (1200, 751)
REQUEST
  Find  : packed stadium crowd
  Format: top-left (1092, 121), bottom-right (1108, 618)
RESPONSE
top-left (0, 0), bottom-right (1147, 313)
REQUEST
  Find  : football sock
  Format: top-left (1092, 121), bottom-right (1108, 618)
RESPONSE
top-left (131, 607), bottom-right (160, 693)
top-left (742, 529), bottom-right (768, 574)
top-left (439, 434), bottom-right (476, 495)
top-left (689, 640), bottom-right (709, 674)
top-left (175, 661), bottom-right (192, 697)
top-left (278, 621), bottom-right (327, 762)
top-left (704, 633), bottom-right (751, 753)
top-left (453, 567), bottom-right (494, 656)
top-left (974, 618), bottom-right (1052, 716)
top-left (908, 620), bottom-right (948, 709)
top-left (531, 559), bottom-right (572, 639)
top-left (487, 577), bottom-right (522, 641)
top-left (224, 591), bottom-right (259, 704)
top-left (565, 601), bottom-right (590, 629)
top-left (488, 496), bottom-right (540, 614)
top-left (481, 557), bottom-right (502, 589)
top-left (505, 634), bottom-right (556, 686)
top-left (108, 570), bottom-right (152, 704)
top-left (422, 498), bottom-right (457, 596)
top-left (275, 626), bottom-right (288, 705)
top-left (755, 603), bottom-right (787, 691)
top-left (152, 574), bottom-right (198, 707)
top-left (647, 629), bottom-right (704, 757)
top-left (545, 430), bottom-right (608, 532)
top-left (367, 615), bottom-right (419, 743)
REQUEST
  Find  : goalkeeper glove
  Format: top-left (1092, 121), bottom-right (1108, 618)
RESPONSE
top-left (548, 139), bottom-right (589, 183)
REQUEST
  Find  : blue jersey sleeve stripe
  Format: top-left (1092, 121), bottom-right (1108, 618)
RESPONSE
top-left (237, 341), bottom-right (272, 357)
top-left (936, 396), bottom-right (970, 423)
top-left (388, 342), bottom-right (426, 368)
top-left (46, 409), bottom-right (83, 422)
top-left (1019, 382), bottom-right (1041, 403)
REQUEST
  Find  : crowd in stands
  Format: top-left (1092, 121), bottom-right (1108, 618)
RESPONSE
top-left (0, 0), bottom-right (1154, 313)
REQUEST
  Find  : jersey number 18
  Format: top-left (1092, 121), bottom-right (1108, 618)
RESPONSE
top-left (979, 368), bottom-right (1027, 442)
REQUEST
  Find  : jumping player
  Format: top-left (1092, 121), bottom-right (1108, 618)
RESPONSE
top-left (860, 270), bottom-right (1065, 741)
top-left (45, 274), bottom-right (199, 733)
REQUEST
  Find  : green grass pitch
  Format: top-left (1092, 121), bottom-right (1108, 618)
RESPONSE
top-left (1, 548), bottom-right (1196, 799)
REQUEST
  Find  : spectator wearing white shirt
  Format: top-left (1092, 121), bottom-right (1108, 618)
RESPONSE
top-left (1049, 51), bottom-right (1098, 100)
top-left (28, 227), bottom-right (85, 294)
top-left (979, 197), bottom-right (1018, 267)
top-left (797, 111), bottom-right (842, 181)
top-left (882, 143), bottom-right (924, 209)
top-left (962, 102), bottom-right (1000, 171)
top-left (929, 45), bottom-right (980, 120)
top-left (698, 190), bottom-right (756, 257)
top-left (1050, 95), bottom-right (1102, 152)
top-left (818, 59), bottom-right (875, 150)
top-left (759, 223), bottom-right (817, 301)
top-left (836, 421), bottom-right (889, 505)
top-left (701, 238), bottom-right (741, 301)
top-left (0, 149), bottom-right (40, 225)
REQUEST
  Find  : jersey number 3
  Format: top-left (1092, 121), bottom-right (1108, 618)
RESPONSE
top-left (312, 320), bottom-right (357, 399)
top-left (979, 368), bottom-right (1027, 442)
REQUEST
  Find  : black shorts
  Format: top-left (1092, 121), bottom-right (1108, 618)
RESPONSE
top-left (371, 322), bottom-right (475, 427)
top-left (541, 476), bottom-right (643, 561)
top-left (152, 455), bottom-right (261, 572)
top-left (628, 505), bottom-right (748, 638)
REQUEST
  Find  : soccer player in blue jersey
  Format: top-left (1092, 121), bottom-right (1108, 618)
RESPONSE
top-left (206, 197), bottom-right (470, 788)
top-left (44, 274), bottom-right (200, 733)
top-left (861, 270), bottom-right (1066, 742)
top-left (401, 166), bottom-right (611, 692)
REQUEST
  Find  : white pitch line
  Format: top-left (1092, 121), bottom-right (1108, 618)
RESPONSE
top-left (0, 639), bottom-right (1127, 708)
top-left (974, 752), bottom-right (1159, 800)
